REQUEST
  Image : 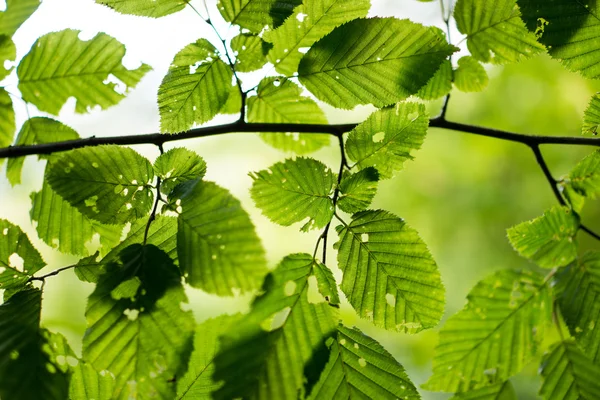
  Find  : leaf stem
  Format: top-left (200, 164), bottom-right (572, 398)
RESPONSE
top-left (144, 177), bottom-right (163, 246)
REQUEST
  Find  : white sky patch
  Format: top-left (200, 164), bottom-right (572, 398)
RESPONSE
top-left (189, 61), bottom-right (202, 74)
top-left (296, 13), bottom-right (307, 22)
top-left (77, 30), bottom-right (97, 41)
top-left (0, 0), bottom-right (6, 12)
top-left (103, 73), bottom-right (127, 95)
top-left (8, 253), bottom-right (24, 272)
top-left (298, 47), bottom-right (310, 54)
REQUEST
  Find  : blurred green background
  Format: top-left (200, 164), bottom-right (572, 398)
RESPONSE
top-left (2, 1), bottom-right (600, 399)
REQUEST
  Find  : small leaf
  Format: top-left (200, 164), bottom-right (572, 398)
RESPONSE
top-left (158, 39), bottom-right (233, 133)
top-left (507, 206), bottom-right (579, 268)
top-left (307, 325), bottom-right (420, 400)
top-left (519, 0), bottom-right (600, 79)
top-left (250, 157), bottom-right (335, 231)
top-left (0, 88), bottom-right (15, 152)
top-left (0, 35), bottom-right (16, 80)
top-left (177, 314), bottom-right (241, 399)
top-left (583, 93), bottom-right (600, 135)
top-left (46, 145), bottom-right (155, 225)
top-left (454, 0), bottom-right (544, 64)
top-left (0, 219), bottom-right (45, 289)
top-left (416, 59), bottom-right (453, 100)
top-left (298, 17), bottom-right (456, 109)
top-left (83, 244), bottom-right (195, 400)
top-left (555, 252), bottom-right (600, 364)
top-left (454, 56), bottom-right (489, 92)
top-left (423, 269), bottom-right (551, 392)
top-left (217, 0), bottom-right (301, 33)
top-left (153, 147), bottom-right (207, 195)
top-left (18, 29), bottom-right (151, 115)
top-left (565, 149), bottom-right (600, 202)
top-left (7, 117), bottom-right (79, 186)
top-left (249, 77), bottom-right (330, 154)
top-left (334, 210), bottom-right (445, 333)
top-left (345, 102), bottom-right (429, 179)
top-left (539, 340), bottom-right (600, 400)
top-left (448, 381), bottom-right (517, 400)
top-left (263, 0), bottom-right (370, 76)
top-left (231, 33), bottom-right (271, 72)
top-left (313, 260), bottom-right (340, 306)
top-left (178, 181), bottom-right (267, 295)
top-left (219, 84), bottom-right (242, 115)
top-left (337, 167), bottom-right (379, 214)
top-left (212, 253), bottom-right (338, 400)
top-left (95, 0), bottom-right (187, 17)
top-left (0, 0), bottom-right (41, 37)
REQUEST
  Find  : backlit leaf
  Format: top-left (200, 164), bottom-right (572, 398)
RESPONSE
top-left (0, 219), bottom-right (45, 290)
top-left (0, 35), bottom-right (16, 80)
top-left (0, 0), bottom-right (41, 37)
top-left (95, 0), bottom-right (187, 17)
top-left (337, 167), bottom-right (379, 214)
top-left (416, 59), bottom-right (453, 100)
top-left (334, 210), bottom-right (445, 333)
top-left (231, 33), bottom-right (271, 72)
top-left (423, 269), bottom-right (551, 392)
top-left (0, 88), bottom-right (15, 152)
top-left (250, 157), bottom-right (335, 231)
top-left (454, 56), bottom-right (489, 92)
top-left (17, 29), bottom-right (151, 115)
top-left (70, 362), bottom-right (116, 400)
top-left (153, 147), bottom-right (207, 195)
top-left (449, 381), bottom-right (517, 400)
top-left (298, 17), bottom-right (456, 109)
top-left (507, 206), bottom-right (579, 268)
top-left (564, 149), bottom-right (600, 203)
top-left (313, 260), bottom-right (340, 306)
top-left (217, 0), bottom-right (301, 33)
top-left (583, 93), bottom-right (600, 135)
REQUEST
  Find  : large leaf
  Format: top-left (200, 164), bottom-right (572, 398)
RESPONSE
top-left (307, 325), bottom-right (420, 400)
top-left (334, 210), bottom-right (445, 333)
top-left (7, 117), bottom-right (79, 186)
top-left (507, 206), bottom-right (579, 268)
top-left (17, 29), bottom-right (151, 115)
top-left (454, 0), bottom-right (544, 64)
top-left (153, 147), bottom-right (207, 195)
top-left (345, 103), bottom-right (429, 179)
top-left (177, 314), bottom-right (241, 399)
top-left (70, 362), bottom-right (116, 400)
top-left (83, 244), bottom-right (195, 400)
top-left (95, 0), bottom-right (187, 17)
top-left (30, 180), bottom-right (122, 256)
top-left (454, 56), bottom-right (489, 92)
top-left (0, 219), bottom-right (45, 289)
top-left (298, 17), bottom-right (456, 109)
top-left (177, 180), bottom-right (267, 295)
top-left (158, 39), bottom-right (233, 133)
top-left (449, 381), bottom-right (517, 400)
top-left (519, 0), bottom-right (600, 79)
top-left (212, 253), bottom-right (338, 400)
top-left (337, 167), bottom-right (379, 214)
top-left (0, 288), bottom-right (69, 400)
top-left (230, 33), bottom-right (271, 72)
top-left (250, 157), bottom-right (335, 231)
top-left (555, 252), bottom-right (600, 364)
top-left (0, 0), bottom-right (40, 37)
top-left (583, 93), bottom-right (600, 135)
top-left (416, 59), bottom-right (453, 100)
top-left (217, 0), bottom-right (301, 33)
top-left (423, 269), bottom-right (551, 392)
top-left (248, 77), bottom-right (330, 154)
top-left (263, 0), bottom-right (370, 76)
top-left (539, 340), bottom-right (600, 400)
top-left (0, 35), bottom-right (16, 80)
top-left (46, 145), bottom-right (155, 225)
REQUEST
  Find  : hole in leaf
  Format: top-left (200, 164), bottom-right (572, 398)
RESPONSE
top-left (260, 307), bottom-right (291, 331)
top-left (372, 132), bottom-right (385, 142)
top-left (284, 280), bottom-right (297, 296)
top-left (386, 293), bottom-right (396, 307)
top-left (8, 253), bottom-right (24, 272)
top-left (358, 358), bottom-right (367, 367)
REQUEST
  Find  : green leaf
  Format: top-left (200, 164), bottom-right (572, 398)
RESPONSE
top-left (0, 87), bottom-right (15, 151)
top-left (0, 219), bottom-right (45, 289)
top-left (555, 252), bottom-right (600, 364)
top-left (307, 325), bottom-right (420, 400)
top-left (153, 147), bottom-right (207, 195)
top-left (17, 29), bottom-right (151, 115)
top-left (0, 0), bottom-right (40, 37)
top-left (250, 157), bottom-right (335, 231)
top-left (217, 0), bottom-right (302, 33)
top-left (70, 362), bottom-right (116, 400)
top-left (178, 180), bottom-right (267, 295)
top-left (507, 206), bottom-right (579, 268)
top-left (83, 244), bottom-right (195, 400)
top-left (313, 260), bottom-right (340, 306)
top-left (583, 93), bottom-right (600, 135)
top-left (0, 288), bottom-right (69, 400)
top-left (564, 149), bottom-right (600, 203)
top-left (345, 102), bottom-right (429, 179)
top-left (219, 84), bottom-right (242, 115)
top-left (334, 209), bottom-right (444, 333)
top-left (298, 17), bottom-right (456, 109)
top-left (0, 35), bottom-right (15, 80)
top-left (454, 56), bottom-right (489, 92)
top-left (177, 314), bottom-right (241, 399)
top-left (95, 0), bottom-right (187, 17)
top-left (46, 145), bottom-right (155, 225)
top-left (454, 0), bottom-right (544, 64)
top-left (519, 0), bottom-right (600, 79)
top-left (539, 340), bottom-right (600, 400)
top-left (158, 39), bottom-right (233, 133)
top-left (423, 269), bottom-right (551, 392)
top-left (337, 167), bottom-right (379, 214)
top-left (231, 33), bottom-right (271, 72)
top-left (212, 253), bottom-right (338, 400)
top-left (263, 0), bottom-right (370, 76)
top-left (248, 77), bottom-right (330, 154)
top-left (7, 117), bottom-right (79, 186)
top-left (416, 59), bottom-right (453, 100)
top-left (30, 180), bottom-right (122, 256)
top-left (449, 381), bottom-right (517, 400)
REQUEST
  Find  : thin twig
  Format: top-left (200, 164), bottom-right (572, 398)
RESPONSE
top-left (144, 176), bottom-right (163, 245)
top-left (28, 264), bottom-right (77, 282)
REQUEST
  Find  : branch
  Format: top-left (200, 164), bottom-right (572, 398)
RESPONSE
top-left (28, 264), bottom-right (76, 282)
